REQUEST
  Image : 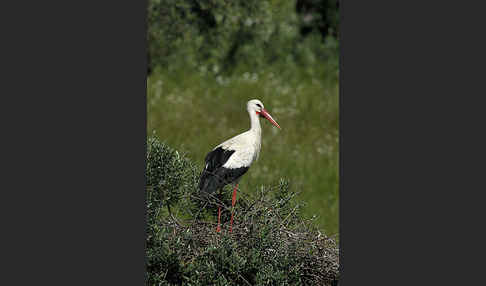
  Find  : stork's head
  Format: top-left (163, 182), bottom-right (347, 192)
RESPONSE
top-left (247, 99), bottom-right (281, 129)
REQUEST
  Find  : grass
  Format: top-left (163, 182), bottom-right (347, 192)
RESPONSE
top-left (147, 61), bottom-right (339, 235)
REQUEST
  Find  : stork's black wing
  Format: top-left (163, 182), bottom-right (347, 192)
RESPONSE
top-left (198, 147), bottom-right (249, 194)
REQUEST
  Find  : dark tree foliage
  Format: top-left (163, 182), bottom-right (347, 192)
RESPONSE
top-left (146, 136), bottom-right (339, 285)
top-left (147, 0), bottom-right (340, 74)
top-left (296, 0), bottom-right (340, 38)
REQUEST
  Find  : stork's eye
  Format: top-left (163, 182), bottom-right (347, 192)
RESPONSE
top-left (256, 103), bottom-right (262, 108)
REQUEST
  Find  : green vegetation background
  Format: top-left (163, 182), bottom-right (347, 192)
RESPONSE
top-left (147, 0), bottom-right (339, 235)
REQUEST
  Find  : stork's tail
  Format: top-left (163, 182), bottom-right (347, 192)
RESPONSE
top-left (198, 170), bottom-right (221, 196)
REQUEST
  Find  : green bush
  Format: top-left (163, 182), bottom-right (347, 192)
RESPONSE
top-left (146, 136), bottom-right (339, 285)
top-left (147, 0), bottom-right (339, 73)
top-left (146, 135), bottom-right (200, 220)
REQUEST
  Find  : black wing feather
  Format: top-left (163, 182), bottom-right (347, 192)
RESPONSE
top-left (198, 147), bottom-right (249, 194)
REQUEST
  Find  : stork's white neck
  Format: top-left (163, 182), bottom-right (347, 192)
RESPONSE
top-left (248, 108), bottom-right (262, 161)
top-left (249, 109), bottom-right (261, 135)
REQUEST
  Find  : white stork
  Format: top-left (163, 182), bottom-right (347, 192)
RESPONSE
top-left (198, 99), bottom-right (281, 232)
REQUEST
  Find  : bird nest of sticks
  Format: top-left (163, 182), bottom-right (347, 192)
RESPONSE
top-left (147, 181), bottom-right (340, 286)
top-left (146, 137), bottom-right (339, 285)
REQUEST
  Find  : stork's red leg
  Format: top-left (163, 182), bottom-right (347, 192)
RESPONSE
top-left (229, 184), bottom-right (238, 232)
top-left (232, 184), bottom-right (238, 207)
top-left (216, 206), bottom-right (221, 233)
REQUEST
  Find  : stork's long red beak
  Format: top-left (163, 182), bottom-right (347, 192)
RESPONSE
top-left (258, 109), bottom-right (281, 129)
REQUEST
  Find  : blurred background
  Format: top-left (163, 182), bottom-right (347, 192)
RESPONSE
top-left (147, 0), bottom-right (339, 235)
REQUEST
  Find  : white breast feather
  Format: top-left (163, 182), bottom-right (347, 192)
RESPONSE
top-left (223, 147), bottom-right (254, 169)
top-left (215, 131), bottom-right (260, 169)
